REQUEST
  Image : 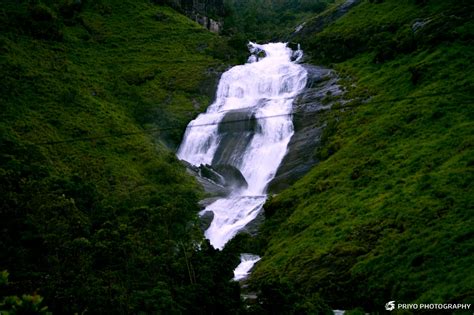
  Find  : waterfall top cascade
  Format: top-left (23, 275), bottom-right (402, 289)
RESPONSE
top-left (178, 42), bottom-right (307, 249)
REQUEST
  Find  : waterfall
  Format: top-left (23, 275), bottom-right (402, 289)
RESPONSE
top-left (178, 42), bottom-right (307, 251)
top-left (233, 254), bottom-right (261, 281)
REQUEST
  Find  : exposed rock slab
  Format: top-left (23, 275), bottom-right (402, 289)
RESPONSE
top-left (212, 109), bottom-right (259, 167)
top-left (268, 65), bottom-right (344, 193)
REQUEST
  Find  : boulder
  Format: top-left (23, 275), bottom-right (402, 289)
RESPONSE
top-left (180, 160), bottom-right (229, 196)
top-left (213, 164), bottom-right (248, 189)
top-left (199, 210), bottom-right (214, 231)
top-left (199, 164), bottom-right (248, 190)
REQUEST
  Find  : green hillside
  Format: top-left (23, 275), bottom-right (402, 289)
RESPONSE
top-left (248, 0), bottom-right (474, 313)
top-left (1, 0), bottom-right (242, 313)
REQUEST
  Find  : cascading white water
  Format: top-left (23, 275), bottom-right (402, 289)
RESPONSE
top-left (178, 42), bottom-right (307, 251)
top-left (233, 254), bottom-right (261, 281)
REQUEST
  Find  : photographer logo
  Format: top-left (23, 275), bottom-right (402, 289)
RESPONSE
top-left (385, 301), bottom-right (396, 311)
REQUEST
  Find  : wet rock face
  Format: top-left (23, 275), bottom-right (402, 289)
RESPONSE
top-left (212, 109), bottom-right (259, 167)
top-left (181, 160), bottom-right (229, 196)
top-left (268, 65), bottom-right (344, 193)
top-left (213, 164), bottom-right (248, 189)
top-left (199, 164), bottom-right (248, 190)
top-left (181, 160), bottom-right (248, 197)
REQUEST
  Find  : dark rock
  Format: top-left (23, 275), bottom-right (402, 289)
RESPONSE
top-left (199, 164), bottom-right (226, 185)
top-left (180, 160), bottom-right (248, 196)
top-left (196, 175), bottom-right (229, 196)
top-left (180, 160), bottom-right (229, 196)
top-left (212, 109), bottom-right (259, 166)
top-left (198, 164), bottom-right (248, 190)
top-left (200, 210), bottom-right (214, 231)
top-left (268, 65), bottom-right (344, 193)
top-left (213, 164), bottom-right (248, 189)
top-left (237, 209), bottom-right (265, 236)
top-left (217, 109), bottom-right (259, 133)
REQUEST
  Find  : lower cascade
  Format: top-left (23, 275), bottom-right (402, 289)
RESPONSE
top-left (177, 42), bottom-right (307, 277)
top-left (233, 254), bottom-right (262, 281)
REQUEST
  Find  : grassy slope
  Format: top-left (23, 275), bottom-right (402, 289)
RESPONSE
top-left (1, 1), bottom-right (241, 313)
top-left (251, 0), bottom-right (473, 311)
top-left (2, 0), bottom-right (232, 147)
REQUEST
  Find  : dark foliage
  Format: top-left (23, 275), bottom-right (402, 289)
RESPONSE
top-left (0, 0), bottom-right (243, 313)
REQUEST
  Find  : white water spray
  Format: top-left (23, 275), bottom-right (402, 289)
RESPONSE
top-left (233, 254), bottom-right (262, 281)
top-left (178, 42), bottom-right (307, 251)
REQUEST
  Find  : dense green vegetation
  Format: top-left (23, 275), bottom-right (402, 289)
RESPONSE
top-left (1, 0), bottom-right (243, 313)
top-left (222, 0), bottom-right (335, 46)
top-left (248, 0), bottom-right (474, 312)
